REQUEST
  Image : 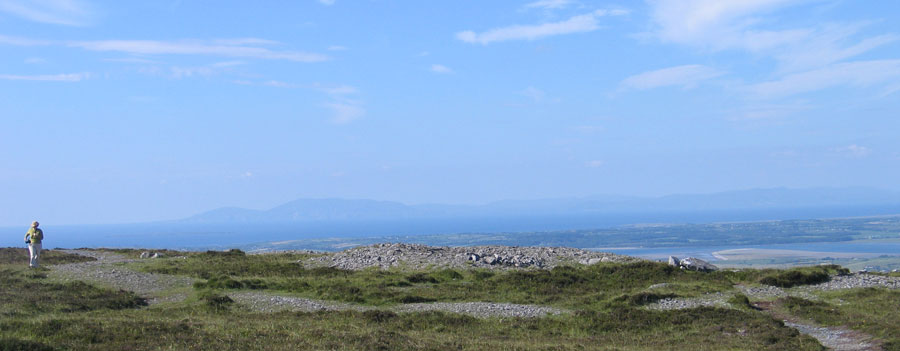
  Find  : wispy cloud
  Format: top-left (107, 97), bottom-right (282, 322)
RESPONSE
top-left (0, 0), bottom-right (95, 26)
top-left (0, 34), bottom-right (329, 63)
top-left (24, 57), bottom-right (46, 64)
top-left (317, 0), bottom-right (335, 5)
top-left (832, 144), bottom-right (871, 158)
top-left (169, 66), bottom-right (214, 79)
top-left (748, 60), bottom-right (900, 98)
top-left (456, 9), bottom-right (627, 45)
top-left (69, 39), bottom-right (329, 62)
top-left (103, 57), bottom-right (161, 64)
top-left (325, 102), bottom-right (364, 124)
top-left (585, 160), bottom-right (605, 168)
top-left (327, 45), bottom-right (347, 51)
top-left (312, 83), bottom-right (357, 95)
top-left (621, 64), bottom-right (724, 90)
top-left (0, 72), bottom-right (90, 81)
top-left (523, 0), bottom-right (573, 10)
top-left (648, 0), bottom-right (897, 70)
top-left (0, 34), bottom-right (53, 46)
top-left (520, 86), bottom-right (546, 102)
top-left (430, 64), bottom-right (453, 74)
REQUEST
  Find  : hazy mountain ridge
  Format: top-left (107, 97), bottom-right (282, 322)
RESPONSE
top-left (183, 187), bottom-right (900, 223)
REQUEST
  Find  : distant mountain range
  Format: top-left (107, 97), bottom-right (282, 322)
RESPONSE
top-left (182, 187), bottom-right (900, 223)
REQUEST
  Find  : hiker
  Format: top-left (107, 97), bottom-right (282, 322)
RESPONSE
top-left (24, 221), bottom-right (43, 268)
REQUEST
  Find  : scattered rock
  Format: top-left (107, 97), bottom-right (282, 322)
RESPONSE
top-left (394, 302), bottom-right (564, 318)
top-left (140, 251), bottom-right (163, 259)
top-left (50, 250), bottom-right (194, 305)
top-left (668, 256), bottom-right (718, 272)
top-left (305, 243), bottom-right (640, 270)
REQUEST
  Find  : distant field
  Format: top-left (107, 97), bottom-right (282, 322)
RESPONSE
top-left (713, 248), bottom-right (900, 271)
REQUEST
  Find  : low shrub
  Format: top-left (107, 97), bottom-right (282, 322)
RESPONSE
top-left (196, 290), bottom-right (234, 310)
top-left (0, 338), bottom-right (56, 351)
top-left (759, 265), bottom-right (846, 288)
top-left (728, 293), bottom-right (754, 309)
top-left (614, 292), bottom-right (677, 306)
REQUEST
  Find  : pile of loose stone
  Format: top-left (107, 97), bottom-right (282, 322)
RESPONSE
top-left (797, 272), bottom-right (900, 291)
top-left (303, 243), bottom-right (640, 270)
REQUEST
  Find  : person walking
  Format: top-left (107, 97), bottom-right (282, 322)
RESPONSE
top-left (24, 221), bottom-right (43, 268)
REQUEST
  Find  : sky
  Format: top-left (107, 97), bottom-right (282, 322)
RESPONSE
top-left (1, 0), bottom-right (900, 226)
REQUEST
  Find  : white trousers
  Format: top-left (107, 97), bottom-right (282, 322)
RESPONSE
top-left (28, 242), bottom-right (41, 267)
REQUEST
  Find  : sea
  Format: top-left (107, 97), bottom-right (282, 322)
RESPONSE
top-left (4, 206), bottom-right (900, 261)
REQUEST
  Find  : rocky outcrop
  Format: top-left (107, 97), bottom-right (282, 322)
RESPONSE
top-left (668, 256), bottom-right (718, 272)
top-left (139, 251), bottom-right (164, 259)
top-left (304, 243), bottom-right (640, 270)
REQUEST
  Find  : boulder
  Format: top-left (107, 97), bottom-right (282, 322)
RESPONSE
top-left (668, 256), bottom-right (680, 267)
top-left (585, 258), bottom-right (603, 265)
top-left (483, 255), bottom-right (499, 265)
top-left (678, 257), bottom-right (718, 272)
top-left (140, 251), bottom-right (150, 259)
top-left (668, 255), bottom-right (717, 272)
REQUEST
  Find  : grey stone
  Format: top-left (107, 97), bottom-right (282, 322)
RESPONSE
top-left (585, 258), bottom-right (603, 265)
top-left (668, 256), bottom-right (680, 267)
top-left (679, 257), bottom-right (718, 272)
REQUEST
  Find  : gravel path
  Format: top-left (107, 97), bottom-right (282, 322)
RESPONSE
top-left (644, 273), bottom-right (899, 350)
top-left (394, 302), bottom-right (564, 318)
top-left (645, 292), bottom-right (731, 310)
top-left (783, 321), bottom-right (877, 351)
top-left (49, 250), bottom-right (195, 305)
top-left (229, 291), bottom-right (564, 318)
top-left (50, 250), bottom-right (564, 318)
top-left (228, 291), bottom-right (369, 313)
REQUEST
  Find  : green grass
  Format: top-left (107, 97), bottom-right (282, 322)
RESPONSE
top-left (0, 305), bottom-right (822, 351)
top-left (0, 267), bottom-right (146, 317)
top-left (140, 253), bottom-right (740, 307)
top-left (755, 265), bottom-right (849, 288)
top-left (778, 288), bottom-right (900, 351)
top-left (0, 248), bottom-right (858, 350)
top-left (0, 248), bottom-right (95, 265)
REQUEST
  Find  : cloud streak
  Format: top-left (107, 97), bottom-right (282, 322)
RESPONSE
top-left (748, 60), bottom-right (900, 98)
top-left (621, 64), bottom-right (724, 90)
top-left (68, 39), bottom-right (329, 62)
top-left (523, 0), bottom-right (573, 10)
top-left (430, 64), bottom-right (453, 74)
top-left (457, 9), bottom-right (627, 45)
top-left (0, 0), bottom-right (95, 26)
top-left (648, 0), bottom-right (897, 70)
top-left (0, 72), bottom-right (90, 81)
top-left (0, 34), bottom-right (328, 62)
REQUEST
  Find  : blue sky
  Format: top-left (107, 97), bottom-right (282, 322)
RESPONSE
top-left (2, 0), bottom-right (899, 225)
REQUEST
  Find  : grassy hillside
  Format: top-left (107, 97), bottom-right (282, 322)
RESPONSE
top-left (4, 248), bottom-right (898, 350)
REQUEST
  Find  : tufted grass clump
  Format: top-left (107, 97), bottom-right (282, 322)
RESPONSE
top-left (728, 293), bottom-right (754, 309)
top-left (0, 248), bottom-right (95, 265)
top-left (758, 265), bottom-right (848, 288)
top-left (0, 268), bottom-right (146, 317)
